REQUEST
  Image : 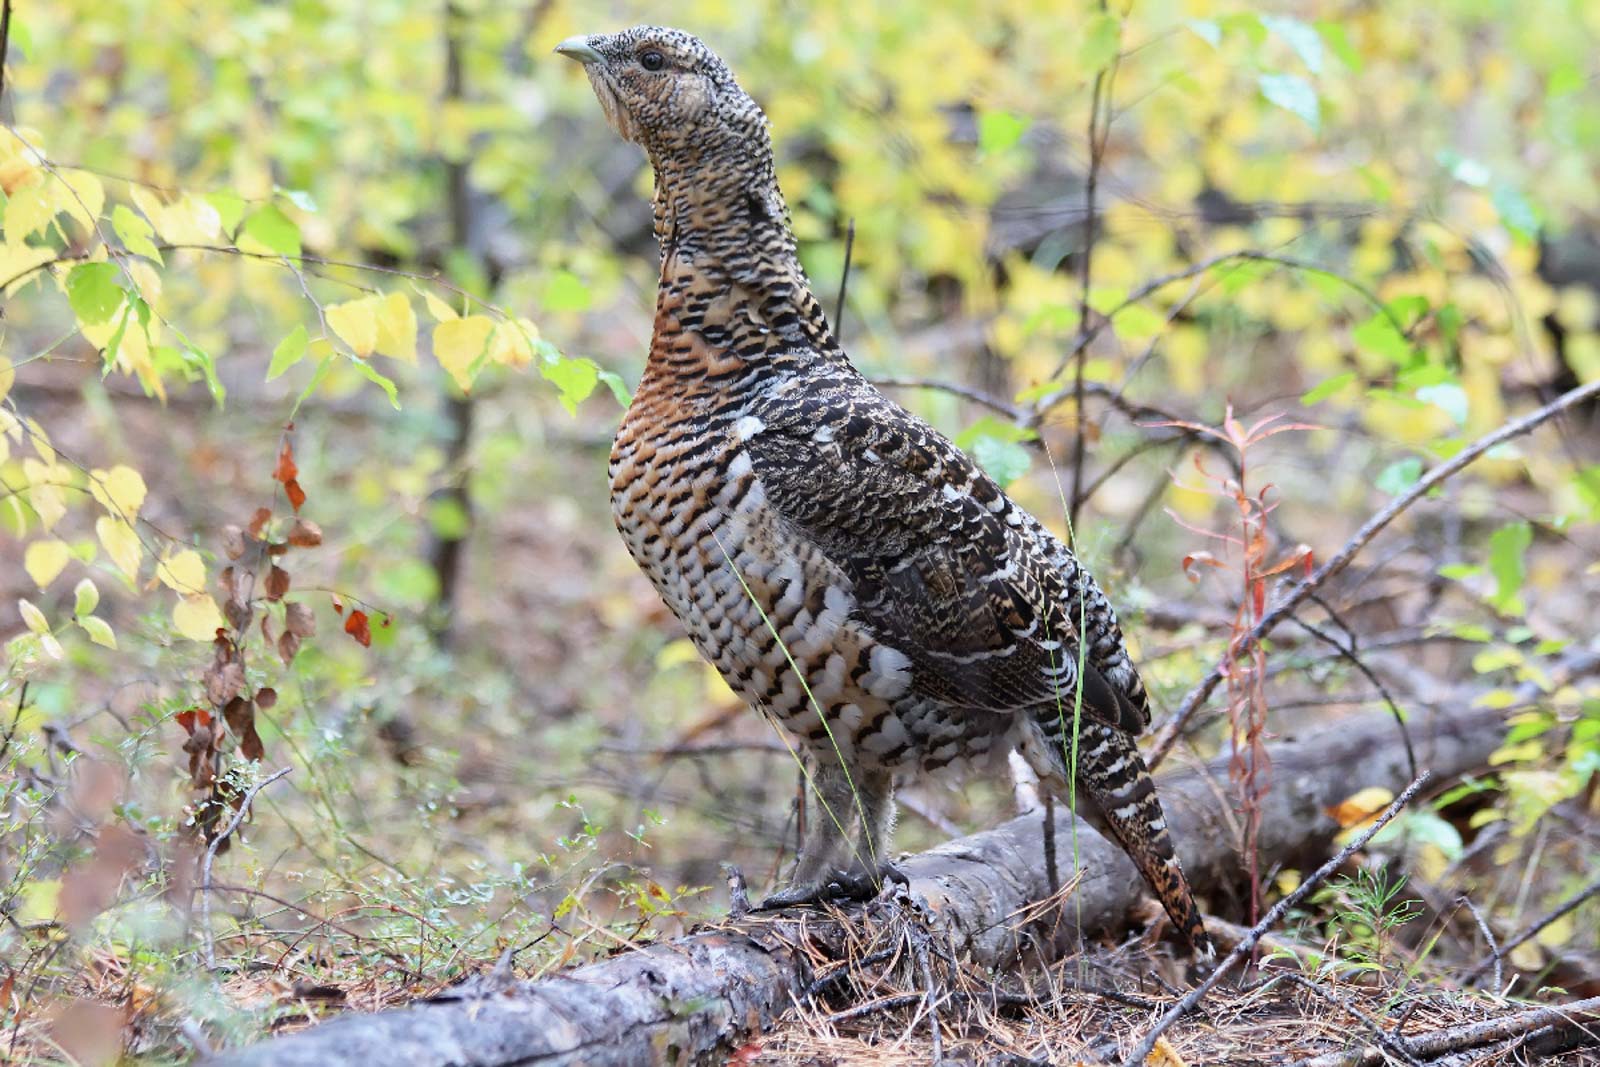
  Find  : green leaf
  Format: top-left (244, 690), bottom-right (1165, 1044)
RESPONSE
top-left (1078, 14), bottom-right (1121, 71)
top-left (1301, 371), bottom-right (1356, 405)
top-left (1375, 456), bottom-right (1423, 496)
top-left (1258, 73), bottom-right (1320, 130)
top-left (954, 415), bottom-right (1034, 450)
top-left (542, 271), bottom-right (591, 313)
top-left (978, 110), bottom-right (1030, 154)
top-left (1316, 21), bottom-right (1362, 71)
top-left (66, 262), bottom-right (124, 325)
top-left (971, 435), bottom-right (1032, 488)
top-left (541, 355), bottom-right (600, 415)
top-left (268, 325), bottom-right (309, 381)
top-left (74, 578), bottom-right (99, 616)
top-left (597, 369), bottom-right (632, 407)
top-left (238, 204), bottom-right (301, 258)
top-left (1352, 312), bottom-right (1411, 363)
top-left (350, 358), bottom-right (401, 410)
top-left (1487, 521), bottom-right (1532, 615)
top-left (291, 355), bottom-right (337, 417)
top-left (111, 204), bottom-right (163, 264)
top-left (206, 191), bottom-right (248, 235)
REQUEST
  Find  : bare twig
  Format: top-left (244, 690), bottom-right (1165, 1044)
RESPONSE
top-left (200, 766), bottom-right (292, 969)
top-left (1287, 994), bottom-right (1600, 1067)
top-left (1121, 773), bottom-right (1431, 1067)
top-left (1270, 974), bottom-right (1425, 1067)
top-left (1458, 895), bottom-right (1503, 995)
top-left (1069, 35), bottom-right (1115, 530)
top-left (0, 0), bottom-right (12, 113)
top-left (1461, 873), bottom-right (1600, 986)
top-left (835, 217), bottom-right (855, 336)
top-left (1290, 615), bottom-right (1416, 782)
top-left (1148, 376), bottom-right (1600, 769)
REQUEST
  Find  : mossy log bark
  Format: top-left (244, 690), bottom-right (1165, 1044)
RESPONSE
top-left (207, 703), bottom-right (1503, 1067)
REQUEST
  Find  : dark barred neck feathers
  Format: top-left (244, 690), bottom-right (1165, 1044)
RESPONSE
top-left (559, 25), bottom-right (837, 362)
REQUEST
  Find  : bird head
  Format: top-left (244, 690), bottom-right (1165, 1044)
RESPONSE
top-left (555, 27), bottom-right (769, 175)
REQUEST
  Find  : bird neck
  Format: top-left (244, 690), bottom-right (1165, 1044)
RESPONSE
top-left (647, 149), bottom-right (838, 362)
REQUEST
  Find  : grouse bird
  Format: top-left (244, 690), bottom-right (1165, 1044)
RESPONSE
top-left (558, 26), bottom-right (1212, 954)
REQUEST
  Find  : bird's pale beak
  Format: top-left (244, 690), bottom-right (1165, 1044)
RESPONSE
top-left (554, 36), bottom-right (603, 66)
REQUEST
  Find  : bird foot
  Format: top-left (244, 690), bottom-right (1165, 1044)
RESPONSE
top-left (757, 862), bottom-right (909, 910)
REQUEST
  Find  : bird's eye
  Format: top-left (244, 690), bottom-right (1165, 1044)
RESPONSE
top-left (640, 50), bottom-right (666, 71)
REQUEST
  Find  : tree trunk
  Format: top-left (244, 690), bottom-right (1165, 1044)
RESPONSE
top-left (206, 702), bottom-right (1504, 1067)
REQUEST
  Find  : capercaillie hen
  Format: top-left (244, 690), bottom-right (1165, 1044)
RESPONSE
top-left (558, 26), bottom-right (1212, 955)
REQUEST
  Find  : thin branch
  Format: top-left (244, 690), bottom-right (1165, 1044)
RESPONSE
top-left (1069, 44), bottom-right (1114, 530)
top-left (0, 0), bottom-right (12, 114)
top-left (1287, 994), bottom-right (1600, 1067)
top-left (1290, 615), bottom-right (1416, 782)
top-left (1461, 873), bottom-right (1600, 986)
top-left (835, 217), bottom-right (855, 337)
top-left (1121, 773), bottom-right (1431, 1067)
top-left (1458, 894), bottom-right (1503, 994)
top-left (200, 767), bottom-right (292, 970)
top-left (1148, 376), bottom-right (1600, 769)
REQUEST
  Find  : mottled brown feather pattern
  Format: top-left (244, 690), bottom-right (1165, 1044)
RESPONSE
top-left (562, 25), bottom-right (1211, 954)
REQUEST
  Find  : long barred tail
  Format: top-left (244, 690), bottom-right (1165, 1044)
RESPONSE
top-left (1054, 719), bottom-right (1214, 958)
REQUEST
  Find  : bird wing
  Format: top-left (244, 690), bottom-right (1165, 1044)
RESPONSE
top-left (743, 373), bottom-right (1150, 736)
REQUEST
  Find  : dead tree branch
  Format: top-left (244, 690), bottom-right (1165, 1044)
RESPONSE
top-left (206, 702), bottom-right (1507, 1067)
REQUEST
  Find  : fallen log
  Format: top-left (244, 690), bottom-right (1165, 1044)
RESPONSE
top-left (207, 702), bottom-right (1506, 1067)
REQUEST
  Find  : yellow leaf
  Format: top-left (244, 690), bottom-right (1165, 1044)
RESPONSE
top-left (421, 289), bottom-right (459, 322)
top-left (58, 169), bottom-right (106, 236)
top-left (0, 240), bottom-right (55, 295)
top-left (157, 194), bottom-right (222, 245)
top-left (79, 615), bottom-right (117, 649)
top-left (173, 594), bottom-right (225, 641)
top-left (156, 549), bottom-right (207, 594)
top-left (1145, 1036), bottom-right (1188, 1067)
top-left (1508, 940), bottom-right (1544, 971)
top-left (374, 292), bottom-right (418, 362)
top-left (1326, 786), bottom-right (1393, 829)
top-left (18, 597), bottom-right (49, 635)
top-left (96, 516), bottom-right (142, 581)
top-left (2, 181), bottom-right (56, 241)
top-left (327, 297), bottom-right (379, 356)
top-left (1536, 913), bottom-right (1575, 949)
top-left (433, 315), bottom-right (494, 391)
top-left (89, 465), bottom-right (147, 519)
top-left (491, 317), bottom-right (538, 366)
top-left (23, 539), bottom-right (70, 588)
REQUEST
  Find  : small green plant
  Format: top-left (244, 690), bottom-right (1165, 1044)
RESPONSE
top-left (1318, 865), bottom-right (1423, 975)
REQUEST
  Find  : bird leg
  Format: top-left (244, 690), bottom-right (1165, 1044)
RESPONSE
top-left (760, 764), bottom-right (904, 908)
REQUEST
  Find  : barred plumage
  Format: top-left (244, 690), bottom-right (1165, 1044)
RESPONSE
top-left (559, 26), bottom-right (1211, 954)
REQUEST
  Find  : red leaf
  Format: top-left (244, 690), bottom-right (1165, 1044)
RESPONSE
top-left (1252, 577), bottom-right (1265, 618)
top-left (265, 565), bottom-right (290, 601)
top-left (175, 708), bottom-right (212, 736)
top-left (284, 478), bottom-right (307, 513)
top-left (288, 518), bottom-right (323, 547)
top-left (273, 439), bottom-right (298, 485)
top-left (247, 507), bottom-right (272, 538)
top-left (255, 687), bottom-right (278, 709)
top-left (284, 600), bottom-right (316, 637)
top-left (344, 610), bottom-right (372, 647)
top-left (331, 596), bottom-right (344, 617)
